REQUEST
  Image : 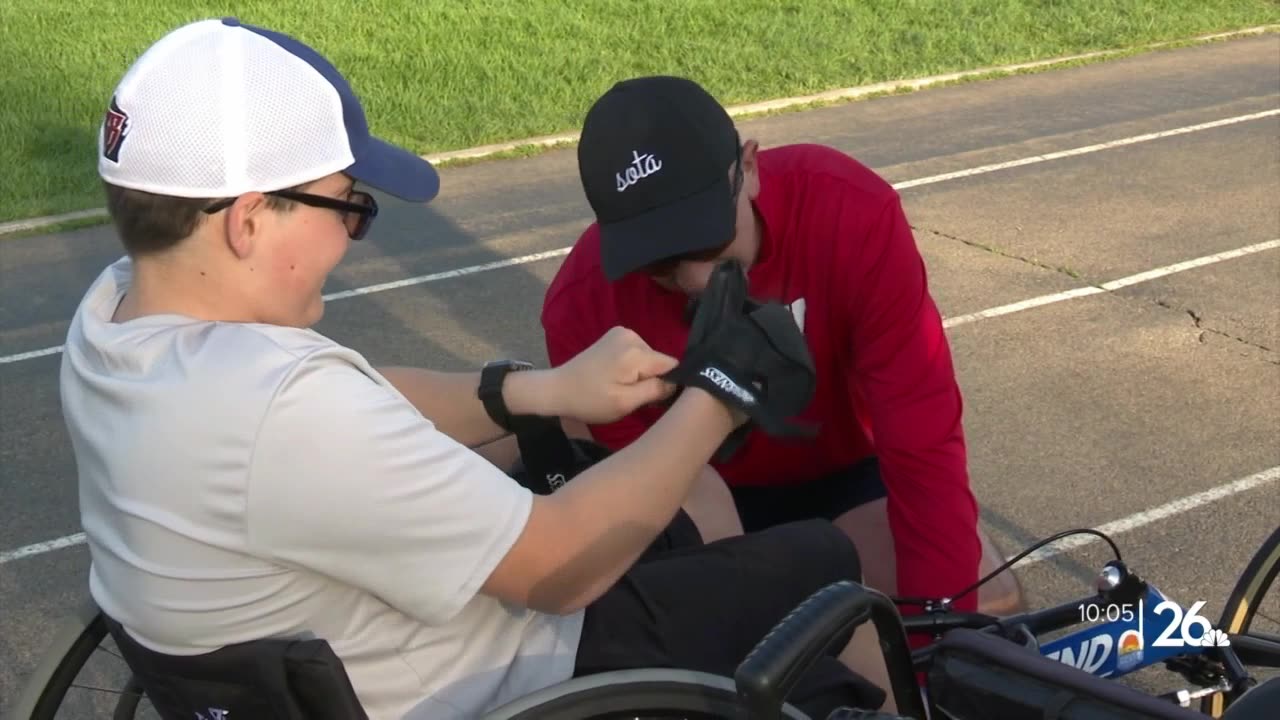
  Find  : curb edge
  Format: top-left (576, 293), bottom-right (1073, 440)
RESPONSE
top-left (3, 23), bottom-right (1275, 238)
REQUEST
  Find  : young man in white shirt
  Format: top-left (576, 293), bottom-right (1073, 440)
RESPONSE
top-left (59, 17), bottom-right (892, 720)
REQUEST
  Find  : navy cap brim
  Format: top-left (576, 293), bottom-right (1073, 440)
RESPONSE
top-left (598, 175), bottom-right (735, 281)
top-left (347, 136), bottom-right (440, 203)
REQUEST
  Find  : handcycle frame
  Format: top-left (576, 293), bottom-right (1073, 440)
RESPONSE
top-left (889, 526), bottom-right (1280, 718)
top-left (903, 564), bottom-right (1272, 708)
top-left (498, 523), bottom-right (1280, 720)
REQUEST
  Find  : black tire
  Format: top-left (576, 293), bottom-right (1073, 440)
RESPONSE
top-left (112, 676), bottom-right (146, 720)
top-left (8, 600), bottom-right (147, 720)
top-left (11, 601), bottom-right (109, 719)
top-left (1202, 526), bottom-right (1280, 718)
top-left (18, 613), bottom-right (812, 720)
top-left (480, 668), bottom-right (812, 719)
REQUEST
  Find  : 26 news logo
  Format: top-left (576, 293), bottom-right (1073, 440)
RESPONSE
top-left (1051, 597), bottom-right (1231, 676)
top-left (1082, 599), bottom-right (1231, 648)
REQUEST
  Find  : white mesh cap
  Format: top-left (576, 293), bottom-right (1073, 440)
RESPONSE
top-left (98, 17), bottom-right (439, 202)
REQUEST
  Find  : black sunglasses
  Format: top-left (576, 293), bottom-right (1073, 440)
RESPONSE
top-left (203, 189), bottom-right (379, 240)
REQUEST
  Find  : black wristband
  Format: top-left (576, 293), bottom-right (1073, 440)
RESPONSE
top-left (478, 360), bottom-right (534, 432)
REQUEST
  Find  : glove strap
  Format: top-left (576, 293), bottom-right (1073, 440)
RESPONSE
top-left (664, 357), bottom-right (762, 463)
top-left (512, 416), bottom-right (577, 494)
top-left (666, 355), bottom-right (763, 413)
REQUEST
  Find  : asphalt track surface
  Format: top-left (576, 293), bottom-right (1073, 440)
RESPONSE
top-left (1, 34), bottom-right (1277, 717)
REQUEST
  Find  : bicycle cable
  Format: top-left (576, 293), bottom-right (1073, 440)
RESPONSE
top-left (891, 527), bottom-right (1123, 609)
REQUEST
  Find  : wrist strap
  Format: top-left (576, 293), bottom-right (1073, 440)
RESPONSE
top-left (478, 360), bottom-right (533, 432)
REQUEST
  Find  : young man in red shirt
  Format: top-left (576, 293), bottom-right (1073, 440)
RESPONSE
top-left (541, 75), bottom-right (1025, 618)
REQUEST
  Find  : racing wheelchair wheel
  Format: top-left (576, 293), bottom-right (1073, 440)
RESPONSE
top-left (1202, 525), bottom-right (1280, 718)
top-left (13, 580), bottom-right (919, 720)
top-left (484, 577), bottom-right (925, 720)
top-left (8, 598), bottom-right (148, 719)
top-left (481, 668), bottom-right (810, 719)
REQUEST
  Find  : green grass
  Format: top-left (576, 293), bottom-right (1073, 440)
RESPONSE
top-left (2, 1), bottom-right (1277, 225)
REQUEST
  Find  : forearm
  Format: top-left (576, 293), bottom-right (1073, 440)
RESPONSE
top-left (886, 447), bottom-right (980, 593)
top-left (376, 366), bottom-right (555, 448)
top-left (470, 434), bottom-right (521, 471)
top-left (871, 364), bottom-right (981, 611)
top-left (528, 389), bottom-right (735, 613)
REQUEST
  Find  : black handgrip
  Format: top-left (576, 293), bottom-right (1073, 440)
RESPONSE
top-left (733, 580), bottom-right (927, 720)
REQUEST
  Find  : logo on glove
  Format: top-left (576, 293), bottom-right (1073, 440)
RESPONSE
top-left (699, 367), bottom-right (758, 406)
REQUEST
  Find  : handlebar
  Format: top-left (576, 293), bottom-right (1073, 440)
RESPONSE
top-left (899, 595), bottom-right (1107, 636)
top-left (904, 595), bottom-right (1102, 667)
top-left (734, 580), bottom-right (927, 720)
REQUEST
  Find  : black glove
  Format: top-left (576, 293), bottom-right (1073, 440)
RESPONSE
top-left (663, 259), bottom-right (818, 461)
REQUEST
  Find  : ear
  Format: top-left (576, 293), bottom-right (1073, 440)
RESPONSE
top-left (223, 193), bottom-right (269, 260)
top-left (739, 138), bottom-right (761, 198)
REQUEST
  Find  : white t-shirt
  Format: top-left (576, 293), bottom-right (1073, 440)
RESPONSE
top-left (58, 257), bottom-right (584, 719)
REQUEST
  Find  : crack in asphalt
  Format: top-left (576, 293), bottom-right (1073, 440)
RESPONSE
top-left (918, 225), bottom-right (1279, 366)
top-left (1156, 300), bottom-right (1279, 365)
top-left (915, 225), bottom-right (1084, 280)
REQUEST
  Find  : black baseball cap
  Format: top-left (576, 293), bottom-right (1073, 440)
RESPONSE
top-left (577, 76), bottom-right (741, 281)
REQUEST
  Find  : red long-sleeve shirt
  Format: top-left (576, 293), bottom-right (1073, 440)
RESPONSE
top-left (540, 143), bottom-right (982, 616)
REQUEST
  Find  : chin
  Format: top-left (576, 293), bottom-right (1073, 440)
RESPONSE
top-left (283, 299), bottom-right (324, 328)
top-left (303, 303), bottom-right (325, 327)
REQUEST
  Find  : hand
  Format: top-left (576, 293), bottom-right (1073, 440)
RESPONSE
top-left (550, 326), bottom-right (679, 424)
top-left (666, 260), bottom-right (816, 435)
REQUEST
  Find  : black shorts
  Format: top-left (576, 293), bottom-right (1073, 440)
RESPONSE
top-left (573, 511), bottom-right (886, 718)
top-left (730, 457), bottom-right (887, 533)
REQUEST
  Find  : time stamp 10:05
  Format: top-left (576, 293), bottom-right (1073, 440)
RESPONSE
top-left (1037, 583), bottom-right (1228, 679)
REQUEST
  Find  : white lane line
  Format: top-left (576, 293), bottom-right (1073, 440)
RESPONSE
top-left (6, 466), bottom-right (1277, 567)
top-left (0, 345), bottom-right (65, 364)
top-left (0, 249), bottom-right (575, 365)
top-left (1022, 466), bottom-right (1280, 566)
top-left (895, 109), bottom-right (1280, 190)
top-left (322, 248), bottom-right (572, 302)
top-left (8, 237), bottom-right (1275, 366)
top-left (940, 238), bottom-right (1279, 328)
top-left (10, 247), bottom-right (1273, 568)
top-left (2, 108), bottom-right (1275, 367)
top-left (0, 532), bottom-right (85, 565)
top-left (1098, 239), bottom-right (1280, 290)
top-left (943, 287), bottom-right (1106, 328)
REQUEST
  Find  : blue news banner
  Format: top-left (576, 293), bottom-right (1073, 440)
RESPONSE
top-left (1039, 584), bottom-right (1228, 679)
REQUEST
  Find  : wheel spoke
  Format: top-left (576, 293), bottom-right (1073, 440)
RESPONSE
top-left (69, 682), bottom-right (143, 698)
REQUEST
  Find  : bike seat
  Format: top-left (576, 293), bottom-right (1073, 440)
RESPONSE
top-left (926, 627), bottom-right (1205, 720)
top-left (102, 613), bottom-right (368, 720)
